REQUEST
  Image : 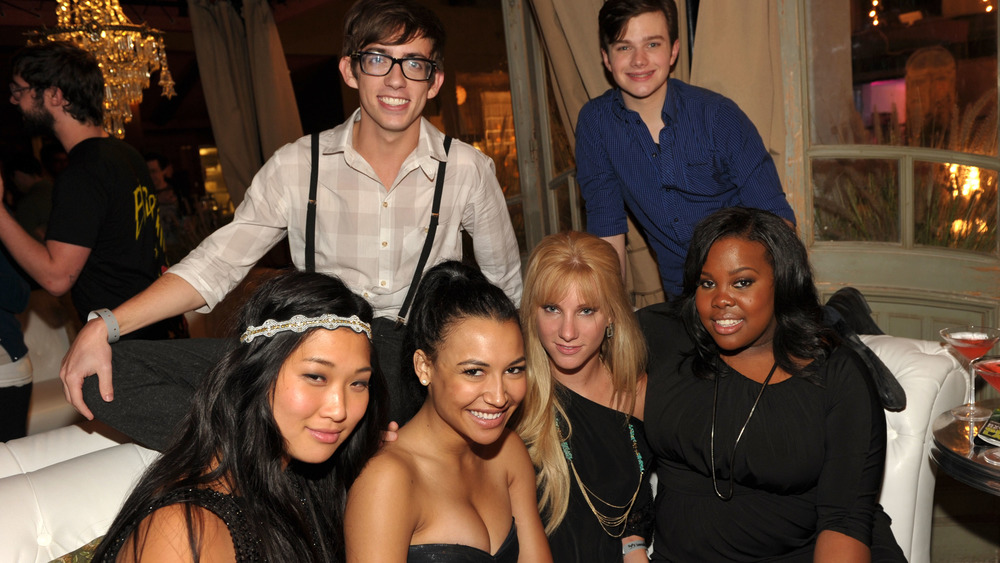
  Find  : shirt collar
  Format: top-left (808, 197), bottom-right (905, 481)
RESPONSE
top-left (326, 108), bottom-right (444, 182)
top-left (609, 79), bottom-right (679, 126)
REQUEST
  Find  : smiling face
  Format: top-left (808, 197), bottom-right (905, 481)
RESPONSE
top-left (695, 237), bottom-right (778, 355)
top-left (601, 10), bottom-right (680, 110)
top-left (416, 317), bottom-right (527, 445)
top-left (536, 283), bottom-right (609, 380)
top-left (271, 328), bottom-right (373, 465)
top-left (338, 35), bottom-right (444, 141)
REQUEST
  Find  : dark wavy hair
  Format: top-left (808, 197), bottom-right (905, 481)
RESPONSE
top-left (94, 270), bottom-right (388, 562)
top-left (342, 0), bottom-right (446, 67)
top-left (678, 207), bottom-right (833, 381)
top-left (599, 0), bottom-right (679, 53)
top-left (11, 41), bottom-right (104, 126)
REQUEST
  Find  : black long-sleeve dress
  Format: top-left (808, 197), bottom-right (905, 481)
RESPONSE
top-left (638, 306), bottom-right (903, 561)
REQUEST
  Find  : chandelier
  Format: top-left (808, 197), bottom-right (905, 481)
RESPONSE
top-left (28, 0), bottom-right (176, 138)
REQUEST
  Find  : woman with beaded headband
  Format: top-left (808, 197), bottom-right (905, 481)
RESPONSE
top-left (94, 270), bottom-right (388, 562)
top-left (638, 207), bottom-right (904, 561)
top-left (517, 231), bottom-right (653, 562)
top-left (344, 261), bottom-right (551, 562)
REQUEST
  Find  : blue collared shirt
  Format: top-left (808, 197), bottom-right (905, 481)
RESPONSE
top-left (576, 79), bottom-right (795, 295)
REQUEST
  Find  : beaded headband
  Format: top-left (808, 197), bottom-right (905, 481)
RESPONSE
top-left (239, 314), bottom-right (372, 344)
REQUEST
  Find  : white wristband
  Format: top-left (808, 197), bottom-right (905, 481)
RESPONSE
top-left (87, 308), bottom-right (120, 344)
top-left (623, 540), bottom-right (646, 555)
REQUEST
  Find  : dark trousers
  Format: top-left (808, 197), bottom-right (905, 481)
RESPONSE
top-left (83, 320), bottom-right (424, 451)
top-left (0, 382), bottom-right (32, 442)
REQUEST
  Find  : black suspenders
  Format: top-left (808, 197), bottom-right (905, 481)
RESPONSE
top-left (304, 133), bottom-right (453, 324)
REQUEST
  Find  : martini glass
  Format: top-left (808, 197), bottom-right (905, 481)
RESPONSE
top-left (940, 326), bottom-right (1000, 422)
top-left (972, 356), bottom-right (1000, 465)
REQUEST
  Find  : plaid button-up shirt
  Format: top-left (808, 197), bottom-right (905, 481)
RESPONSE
top-left (171, 109), bottom-right (522, 319)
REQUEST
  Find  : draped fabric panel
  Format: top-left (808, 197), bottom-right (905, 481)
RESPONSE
top-left (243, 0), bottom-right (303, 166)
top-left (187, 0), bottom-right (303, 206)
top-left (526, 0), bottom-right (692, 306)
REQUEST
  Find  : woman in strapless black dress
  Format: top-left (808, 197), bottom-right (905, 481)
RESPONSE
top-left (344, 262), bottom-right (552, 562)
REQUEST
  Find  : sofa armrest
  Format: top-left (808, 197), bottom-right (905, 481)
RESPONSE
top-left (861, 334), bottom-right (965, 563)
top-left (0, 421), bottom-right (132, 479)
top-left (0, 443), bottom-right (158, 563)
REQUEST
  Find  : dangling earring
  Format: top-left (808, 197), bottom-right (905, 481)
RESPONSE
top-left (605, 323), bottom-right (614, 338)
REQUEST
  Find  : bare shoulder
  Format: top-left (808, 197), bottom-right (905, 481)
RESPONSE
top-left (344, 445), bottom-right (420, 560)
top-left (494, 429), bottom-right (532, 469)
top-left (347, 444), bottom-right (420, 515)
top-left (123, 503), bottom-right (234, 563)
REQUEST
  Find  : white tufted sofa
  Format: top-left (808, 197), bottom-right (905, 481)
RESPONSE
top-left (0, 335), bottom-right (966, 562)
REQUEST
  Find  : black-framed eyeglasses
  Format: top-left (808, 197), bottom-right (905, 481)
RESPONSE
top-left (351, 51), bottom-right (437, 82)
top-left (9, 82), bottom-right (31, 100)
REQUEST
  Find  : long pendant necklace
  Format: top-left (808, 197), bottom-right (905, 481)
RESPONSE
top-left (557, 412), bottom-right (645, 537)
top-left (710, 361), bottom-right (778, 501)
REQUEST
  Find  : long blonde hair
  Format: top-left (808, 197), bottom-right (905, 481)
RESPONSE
top-left (515, 231), bottom-right (647, 534)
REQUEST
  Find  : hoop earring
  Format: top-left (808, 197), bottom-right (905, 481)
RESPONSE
top-left (605, 323), bottom-right (614, 338)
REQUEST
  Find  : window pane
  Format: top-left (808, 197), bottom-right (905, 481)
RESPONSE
top-left (808, 0), bottom-right (997, 155)
top-left (915, 161), bottom-right (998, 253)
top-left (812, 157), bottom-right (900, 242)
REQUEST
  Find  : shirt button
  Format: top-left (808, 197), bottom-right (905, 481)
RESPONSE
top-left (363, 292), bottom-right (369, 298)
top-left (381, 241), bottom-right (388, 247)
top-left (674, 217), bottom-right (680, 222)
top-left (652, 152), bottom-right (657, 158)
top-left (382, 201), bottom-right (388, 208)
top-left (380, 280), bottom-right (387, 287)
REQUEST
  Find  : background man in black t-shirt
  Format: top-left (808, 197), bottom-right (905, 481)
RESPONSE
top-left (0, 41), bottom-right (177, 340)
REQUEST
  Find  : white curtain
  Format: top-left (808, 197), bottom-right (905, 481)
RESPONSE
top-left (188, 0), bottom-right (303, 205)
top-left (527, 0), bottom-right (692, 306)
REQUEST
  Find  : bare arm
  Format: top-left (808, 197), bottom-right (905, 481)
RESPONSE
top-left (506, 435), bottom-right (553, 563)
top-left (601, 234), bottom-right (627, 281)
top-left (120, 504), bottom-right (236, 563)
top-left (0, 181), bottom-right (89, 296)
top-left (814, 530), bottom-right (870, 563)
top-left (344, 454), bottom-right (415, 562)
top-left (58, 272), bottom-right (207, 419)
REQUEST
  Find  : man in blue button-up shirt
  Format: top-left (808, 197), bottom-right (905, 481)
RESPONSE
top-left (576, 0), bottom-right (795, 296)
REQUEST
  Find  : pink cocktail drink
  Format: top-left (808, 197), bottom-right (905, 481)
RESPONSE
top-left (948, 333), bottom-right (999, 361)
top-left (941, 326), bottom-right (1000, 422)
top-left (976, 359), bottom-right (1000, 394)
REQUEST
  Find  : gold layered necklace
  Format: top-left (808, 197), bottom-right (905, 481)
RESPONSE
top-left (556, 412), bottom-right (645, 537)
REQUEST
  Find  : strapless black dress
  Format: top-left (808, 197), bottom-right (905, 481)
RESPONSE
top-left (407, 520), bottom-right (518, 563)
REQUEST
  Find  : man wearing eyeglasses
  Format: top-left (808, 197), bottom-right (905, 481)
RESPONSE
top-left (60, 0), bottom-right (522, 447)
top-left (1, 42), bottom-right (179, 341)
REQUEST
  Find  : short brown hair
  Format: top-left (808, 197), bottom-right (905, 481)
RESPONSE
top-left (342, 0), bottom-right (446, 67)
top-left (599, 0), bottom-right (679, 54)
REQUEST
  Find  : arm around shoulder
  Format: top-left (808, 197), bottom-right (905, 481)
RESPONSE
top-left (344, 452), bottom-right (418, 563)
top-left (501, 432), bottom-right (553, 563)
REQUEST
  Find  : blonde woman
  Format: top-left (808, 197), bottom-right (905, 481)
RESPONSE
top-left (517, 231), bottom-right (653, 562)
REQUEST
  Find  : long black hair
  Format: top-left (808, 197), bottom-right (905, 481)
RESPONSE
top-left (677, 207), bottom-right (834, 380)
top-left (95, 270), bottom-right (388, 562)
